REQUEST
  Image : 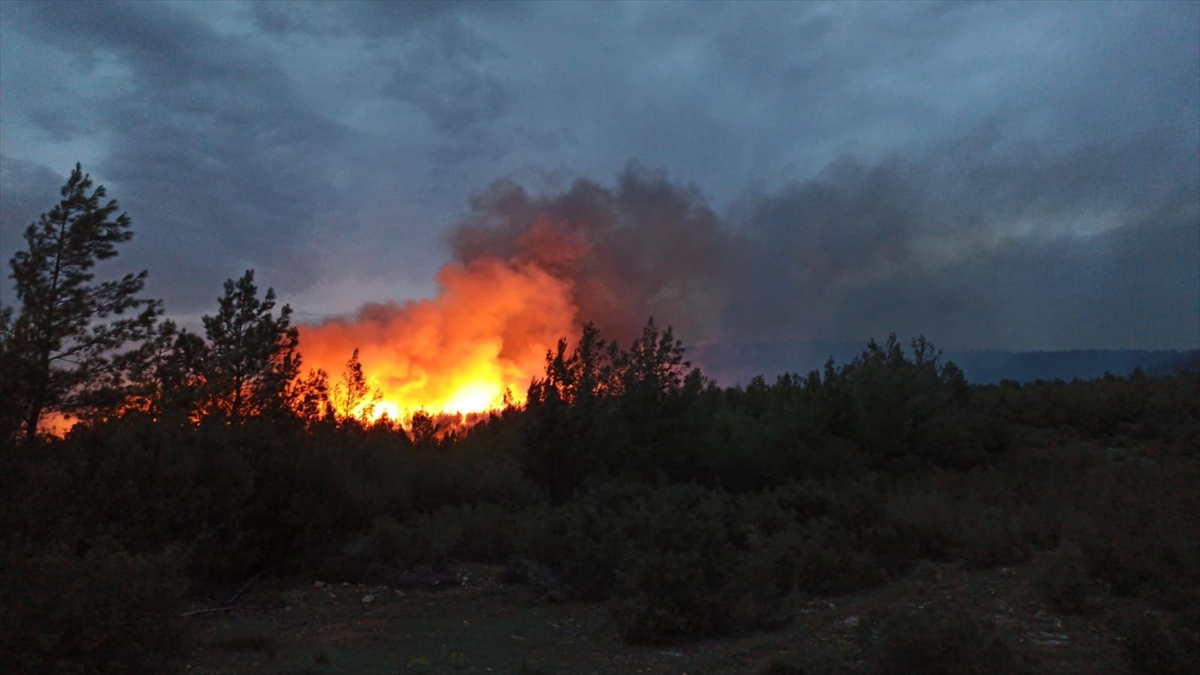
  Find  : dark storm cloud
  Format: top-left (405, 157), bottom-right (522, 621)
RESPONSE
top-left (2, 0), bottom-right (353, 311)
top-left (371, 20), bottom-right (512, 143)
top-left (251, 0), bottom-right (516, 135)
top-left (250, 0), bottom-right (520, 40)
top-left (0, 156), bottom-right (64, 292)
top-left (727, 130), bottom-right (1200, 349)
top-left (1, 0), bottom-right (1196, 349)
top-left (735, 134), bottom-right (1195, 279)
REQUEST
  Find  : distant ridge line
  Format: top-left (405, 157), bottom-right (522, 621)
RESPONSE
top-left (687, 341), bottom-right (1200, 386)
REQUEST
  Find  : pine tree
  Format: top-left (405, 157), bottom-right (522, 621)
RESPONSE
top-left (330, 348), bottom-right (381, 423)
top-left (618, 317), bottom-right (690, 400)
top-left (121, 320), bottom-right (209, 422)
top-left (2, 164), bottom-right (161, 442)
top-left (201, 270), bottom-right (300, 424)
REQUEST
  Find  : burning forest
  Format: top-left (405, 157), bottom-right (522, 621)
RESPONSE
top-left (294, 168), bottom-right (733, 426)
top-left (297, 257), bottom-right (576, 423)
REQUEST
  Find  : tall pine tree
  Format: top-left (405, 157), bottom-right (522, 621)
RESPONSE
top-left (2, 164), bottom-right (161, 442)
top-left (201, 270), bottom-right (300, 425)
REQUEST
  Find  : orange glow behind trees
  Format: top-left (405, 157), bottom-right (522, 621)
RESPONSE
top-left (297, 257), bottom-right (578, 424)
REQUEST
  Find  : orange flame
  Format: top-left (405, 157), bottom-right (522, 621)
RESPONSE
top-left (298, 256), bottom-right (578, 423)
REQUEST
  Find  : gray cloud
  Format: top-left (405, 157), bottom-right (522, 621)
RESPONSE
top-left (725, 133), bottom-right (1200, 349)
top-left (0, 156), bottom-right (64, 291)
top-left (2, 0), bottom-right (359, 311)
top-left (1, 0), bottom-right (1195, 350)
top-left (250, 1), bottom-right (521, 40)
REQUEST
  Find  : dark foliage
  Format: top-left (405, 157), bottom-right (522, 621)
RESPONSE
top-left (3, 320), bottom-right (1197, 661)
top-left (862, 605), bottom-right (1034, 675)
top-left (1112, 607), bottom-right (1200, 675)
top-left (0, 541), bottom-right (188, 675)
top-left (1, 164), bottom-right (161, 443)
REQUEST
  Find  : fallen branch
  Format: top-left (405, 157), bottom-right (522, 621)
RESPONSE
top-left (180, 605), bottom-right (268, 617)
top-left (228, 570), bottom-right (265, 604)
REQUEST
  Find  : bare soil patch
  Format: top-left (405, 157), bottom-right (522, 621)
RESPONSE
top-left (185, 559), bottom-right (1132, 675)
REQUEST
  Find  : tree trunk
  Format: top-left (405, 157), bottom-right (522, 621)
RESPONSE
top-left (24, 403), bottom-right (42, 445)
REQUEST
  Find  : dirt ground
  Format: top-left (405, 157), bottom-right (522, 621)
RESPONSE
top-left (183, 559), bottom-right (1130, 675)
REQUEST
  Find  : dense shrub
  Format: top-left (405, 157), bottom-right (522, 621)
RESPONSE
top-left (1065, 454), bottom-right (1200, 600)
top-left (954, 506), bottom-right (1033, 570)
top-left (1112, 608), bottom-right (1200, 675)
top-left (335, 502), bottom-right (544, 581)
top-left (1033, 545), bottom-right (1099, 614)
top-left (609, 484), bottom-right (741, 642)
top-left (862, 605), bottom-right (1032, 675)
top-left (877, 488), bottom-right (961, 565)
top-left (535, 481), bottom-right (652, 600)
top-left (0, 541), bottom-right (189, 675)
top-left (333, 515), bottom-right (409, 581)
top-left (762, 606), bottom-right (1036, 675)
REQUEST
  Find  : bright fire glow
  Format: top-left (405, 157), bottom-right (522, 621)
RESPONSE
top-left (298, 257), bottom-right (578, 424)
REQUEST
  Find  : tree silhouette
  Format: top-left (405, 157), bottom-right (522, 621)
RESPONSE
top-left (201, 270), bottom-right (299, 425)
top-left (289, 366), bottom-right (331, 426)
top-left (1, 164), bottom-right (161, 442)
top-left (122, 319), bottom-right (208, 422)
top-left (330, 348), bottom-right (381, 423)
top-left (617, 317), bottom-right (690, 401)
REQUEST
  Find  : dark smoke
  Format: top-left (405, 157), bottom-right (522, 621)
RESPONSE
top-left (451, 163), bottom-right (737, 344)
top-left (450, 142), bottom-right (1199, 352)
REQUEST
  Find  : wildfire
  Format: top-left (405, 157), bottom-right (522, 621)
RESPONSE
top-left (28, 171), bottom-right (719, 437)
top-left (298, 256), bottom-right (578, 424)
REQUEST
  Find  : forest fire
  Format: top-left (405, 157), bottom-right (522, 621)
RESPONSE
top-left (296, 174), bottom-right (730, 426)
top-left (297, 256), bottom-right (578, 423)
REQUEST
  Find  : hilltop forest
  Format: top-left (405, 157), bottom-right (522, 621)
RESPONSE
top-left (2, 167), bottom-right (1197, 675)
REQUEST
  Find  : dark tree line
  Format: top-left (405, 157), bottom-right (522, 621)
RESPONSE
top-left (0, 165), bottom-right (365, 443)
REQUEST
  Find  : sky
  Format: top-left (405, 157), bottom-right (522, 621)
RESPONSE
top-left (1, 0), bottom-right (1197, 351)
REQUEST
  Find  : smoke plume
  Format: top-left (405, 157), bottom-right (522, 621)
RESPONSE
top-left (297, 146), bottom-right (1198, 418)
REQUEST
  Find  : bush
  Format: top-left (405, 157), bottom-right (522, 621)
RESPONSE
top-left (537, 482), bottom-right (653, 600)
top-left (1112, 608), bottom-right (1200, 675)
top-left (918, 410), bottom-right (992, 469)
top-left (1033, 545), bottom-right (1099, 613)
top-left (0, 541), bottom-right (189, 675)
top-left (334, 515), bottom-right (408, 581)
top-left (611, 543), bottom-right (739, 643)
top-left (875, 488), bottom-right (961, 568)
top-left (609, 484), bottom-right (740, 643)
top-left (797, 518), bottom-right (889, 595)
top-left (336, 502), bottom-right (529, 580)
top-left (1071, 455), bottom-right (1200, 599)
top-left (862, 605), bottom-right (1031, 675)
top-left (519, 482), bottom-right (746, 642)
top-left (955, 506), bottom-right (1032, 570)
top-left (400, 502), bottom-right (518, 567)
